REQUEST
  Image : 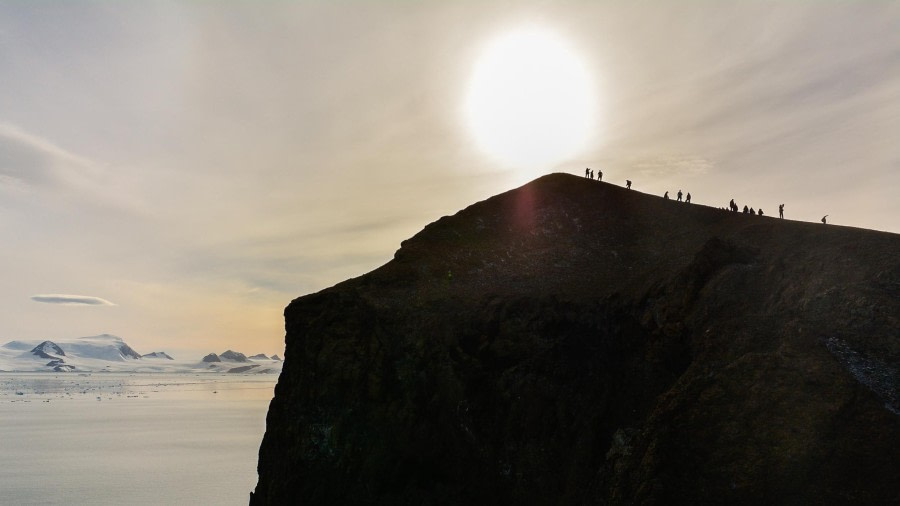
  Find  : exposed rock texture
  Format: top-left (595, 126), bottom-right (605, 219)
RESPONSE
top-left (253, 174), bottom-right (899, 505)
top-left (117, 341), bottom-right (142, 360)
top-left (202, 353), bottom-right (221, 363)
top-left (142, 351), bottom-right (174, 360)
top-left (220, 350), bottom-right (249, 362)
top-left (228, 364), bottom-right (260, 374)
top-left (31, 341), bottom-right (65, 359)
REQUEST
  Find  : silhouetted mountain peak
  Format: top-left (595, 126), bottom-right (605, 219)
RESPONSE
top-left (253, 174), bottom-right (900, 504)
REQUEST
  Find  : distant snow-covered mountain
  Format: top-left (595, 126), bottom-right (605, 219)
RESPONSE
top-left (220, 350), bottom-right (248, 362)
top-left (196, 350), bottom-right (283, 374)
top-left (31, 341), bottom-right (66, 359)
top-left (0, 335), bottom-right (282, 374)
top-left (142, 351), bottom-right (174, 360)
top-left (61, 334), bottom-right (142, 361)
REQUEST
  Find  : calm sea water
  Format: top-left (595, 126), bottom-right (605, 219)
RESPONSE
top-left (0, 373), bottom-right (276, 505)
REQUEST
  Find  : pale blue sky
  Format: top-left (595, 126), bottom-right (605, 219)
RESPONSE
top-left (1, 2), bottom-right (897, 356)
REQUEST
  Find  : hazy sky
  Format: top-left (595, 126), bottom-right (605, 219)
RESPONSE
top-left (1, 2), bottom-right (897, 357)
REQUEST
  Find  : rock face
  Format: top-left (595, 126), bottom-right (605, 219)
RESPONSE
top-left (252, 174), bottom-right (900, 505)
top-left (31, 341), bottom-right (65, 359)
top-left (202, 353), bottom-right (221, 363)
top-left (116, 341), bottom-right (142, 360)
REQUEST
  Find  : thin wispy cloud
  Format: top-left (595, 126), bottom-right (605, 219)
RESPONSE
top-left (31, 294), bottom-right (116, 306)
top-left (0, 122), bottom-right (100, 190)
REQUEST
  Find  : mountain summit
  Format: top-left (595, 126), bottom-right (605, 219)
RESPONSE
top-left (253, 174), bottom-right (899, 504)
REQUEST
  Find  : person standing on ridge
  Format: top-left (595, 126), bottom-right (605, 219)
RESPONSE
top-left (758, 208), bottom-right (764, 216)
top-left (750, 207), bottom-right (755, 215)
top-left (743, 205), bottom-right (749, 213)
top-left (598, 169), bottom-right (603, 181)
top-left (686, 192), bottom-right (691, 203)
top-left (730, 199), bottom-right (737, 212)
top-left (585, 168), bottom-right (590, 178)
top-left (779, 204), bottom-right (784, 219)
top-left (664, 191), bottom-right (669, 199)
top-left (822, 215), bottom-right (828, 224)
top-left (677, 190), bottom-right (683, 202)
top-left (626, 180), bottom-right (632, 189)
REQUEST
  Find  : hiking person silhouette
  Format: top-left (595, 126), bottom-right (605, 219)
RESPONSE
top-left (598, 169), bottom-right (603, 181)
top-left (677, 190), bottom-right (683, 202)
top-left (779, 204), bottom-right (784, 219)
top-left (626, 180), bottom-right (632, 189)
top-left (758, 208), bottom-right (764, 216)
top-left (750, 207), bottom-right (755, 215)
top-left (664, 191), bottom-right (669, 199)
top-left (686, 192), bottom-right (691, 203)
top-left (730, 199), bottom-right (737, 212)
top-left (743, 205), bottom-right (749, 213)
top-left (822, 215), bottom-right (828, 224)
top-left (585, 168), bottom-right (590, 178)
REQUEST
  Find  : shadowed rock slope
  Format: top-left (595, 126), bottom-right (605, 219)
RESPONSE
top-left (252, 173), bottom-right (899, 505)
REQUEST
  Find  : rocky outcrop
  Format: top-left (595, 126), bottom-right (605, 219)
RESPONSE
top-left (228, 364), bottom-right (260, 374)
top-left (117, 342), bottom-right (142, 360)
top-left (31, 341), bottom-right (65, 359)
top-left (202, 353), bottom-right (221, 363)
top-left (220, 350), bottom-right (249, 362)
top-left (253, 174), bottom-right (900, 505)
top-left (142, 351), bottom-right (174, 360)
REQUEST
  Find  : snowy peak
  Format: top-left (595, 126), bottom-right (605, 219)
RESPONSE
top-left (0, 335), bottom-right (149, 372)
top-left (219, 350), bottom-right (248, 362)
top-left (199, 350), bottom-right (283, 374)
top-left (142, 351), bottom-right (174, 360)
top-left (68, 335), bottom-right (142, 361)
top-left (1, 336), bottom-right (282, 374)
top-left (3, 340), bottom-right (38, 351)
top-left (118, 343), bottom-right (142, 360)
top-left (31, 340), bottom-right (66, 359)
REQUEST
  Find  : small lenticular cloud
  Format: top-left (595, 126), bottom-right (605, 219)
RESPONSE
top-left (31, 294), bottom-right (115, 306)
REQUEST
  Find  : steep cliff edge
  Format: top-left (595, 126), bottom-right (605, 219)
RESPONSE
top-left (252, 173), bottom-right (899, 505)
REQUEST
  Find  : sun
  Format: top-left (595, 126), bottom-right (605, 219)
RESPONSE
top-left (464, 26), bottom-right (596, 172)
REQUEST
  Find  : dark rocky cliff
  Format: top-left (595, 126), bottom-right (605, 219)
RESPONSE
top-left (252, 174), bottom-right (899, 505)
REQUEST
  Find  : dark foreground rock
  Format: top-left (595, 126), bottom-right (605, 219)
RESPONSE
top-left (252, 174), bottom-right (899, 505)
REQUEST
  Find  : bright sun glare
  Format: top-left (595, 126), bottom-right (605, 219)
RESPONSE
top-left (465, 26), bottom-right (596, 172)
